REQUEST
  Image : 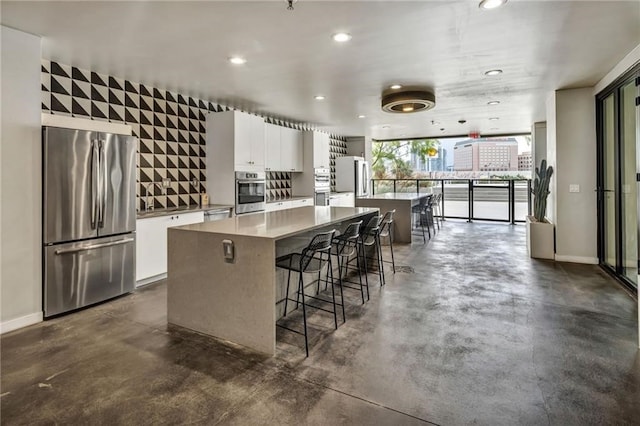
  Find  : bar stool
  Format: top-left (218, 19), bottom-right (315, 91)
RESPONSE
top-left (331, 220), bottom-right (368, 306)
top-left (412, 195), bottom-right (432, 242)
top-left (276, 229), bottom-right (341, 357)
top-left (431, 193), bottom-right (442, 229)
top-left (378, 210), bottom-right (396, 274)
top-left (359, 215), bottom-right (385, 286)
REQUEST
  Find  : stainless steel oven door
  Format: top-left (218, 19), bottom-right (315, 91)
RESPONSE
top-left (315, 190), bottom-right (330, 206)
top-left (235, 179), bottom-right (266, 214)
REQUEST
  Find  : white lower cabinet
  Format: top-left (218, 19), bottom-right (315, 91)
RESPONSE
top-left (329, 192), bottom-right (355, 207)
top-left (136, 211), bottom-right (204, 286)
top-left (265, 198), bottom-right (313, 212)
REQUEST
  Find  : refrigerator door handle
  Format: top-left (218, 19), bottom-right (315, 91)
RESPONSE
top-left (54, 237), bottom-right (135, 255)
top-left (98, 139), bottom-right (107, 228)
top-left (91, 139), bottom-right (99, 229)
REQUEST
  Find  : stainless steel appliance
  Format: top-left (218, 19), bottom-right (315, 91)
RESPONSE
top-left (204, 207), bottom-right (232, 221)
top-left (235, 171), bottom-right (266, 214)
top-left (314, 168), bottom-right (331, 206)
top-left (43, 126), bottom-right (137, 317)
top-left (335, 156), bottom-right (370, 197)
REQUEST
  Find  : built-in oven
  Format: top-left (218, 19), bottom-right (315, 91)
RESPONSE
top-left (235, 171), bottom-right (266, 215)
top-left (315, 189), bottom-right (330, 206)
top-left (313, 168), bottom-right (331, 206)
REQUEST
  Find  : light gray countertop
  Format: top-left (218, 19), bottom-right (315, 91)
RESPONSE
top-left (357, 192), bottom-right (431, 201)
top-left (137, 204), bottom-right (233, 219)
top-left (172, 206), bottom-right (377, 240)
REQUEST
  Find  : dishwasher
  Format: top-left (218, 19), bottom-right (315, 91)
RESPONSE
top-left (204, 208), bottom-right (232, 222)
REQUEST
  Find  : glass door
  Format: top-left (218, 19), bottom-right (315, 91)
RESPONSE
top-left (597, 66), bottom-right (639, 291)
top-left (602, 93), bottom-right (617, 269)
top-left (621, 79), bottom-right (638, 285)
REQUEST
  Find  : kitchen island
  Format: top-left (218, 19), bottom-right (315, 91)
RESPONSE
top-left (167, 206), bottom-right (377, 355)
top-left (355, 192), bottom-right (432, 243)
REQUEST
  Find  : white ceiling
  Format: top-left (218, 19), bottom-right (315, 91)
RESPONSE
top-left (2, 0), bottom-right (639, 140)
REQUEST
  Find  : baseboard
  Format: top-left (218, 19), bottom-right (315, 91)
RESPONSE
top-left (554, 255), bottom-right (598, 264)
top-left (136, 273), bottom-right (167, 288)
top-left (0, 312), bottom-right (43, 334)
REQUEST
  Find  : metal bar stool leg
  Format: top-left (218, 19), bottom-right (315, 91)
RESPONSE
top-left (284, 268), bottom-right (292, 316)
top-left (354, 245), bottom-right (366, 304)
top-left (358, 241), bottom-right (370, 300)
top-left (327, 255), bottom-right (338, 329)
top-left (298, 273), bottom-right (309, 357)
top-left (389, 223), bottom-right (396, 273)
top-left (376, 234), bottom-right (385, 286)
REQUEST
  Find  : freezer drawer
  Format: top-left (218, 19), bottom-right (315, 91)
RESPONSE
top-left (44, 234), bottom-right (136, 317)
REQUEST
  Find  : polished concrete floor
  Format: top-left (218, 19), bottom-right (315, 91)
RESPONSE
top-left (2, 221), bottom-right (639, 425)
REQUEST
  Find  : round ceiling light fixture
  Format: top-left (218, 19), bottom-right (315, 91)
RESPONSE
top-left (484, 69), bottom-right (503, 76)
top-left (332, 32), bottom-right (352, 42)
top-left (390, 84), bottom-right (402, 90)
top-left (487, 100), bottom-right (501, 105)
top-left (381, 87), bottom-right (436, 114)
top-left (228, 56), bottom-right (247, 65)
top-left (479, 0), bottom-right (507, 10)
top-left (314, 95), bottom-right (325, 101)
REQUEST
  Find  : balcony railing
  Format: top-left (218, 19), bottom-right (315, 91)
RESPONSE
top-left (371, 178), bottom-right (532, 223)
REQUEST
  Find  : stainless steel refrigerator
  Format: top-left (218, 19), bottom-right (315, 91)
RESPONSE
top-left (335, 156), bottom-right (370, 197)
top-left (43, 126), bottom-right (136, 317)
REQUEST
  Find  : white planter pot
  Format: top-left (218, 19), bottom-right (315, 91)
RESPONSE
top-left (526, 216), bottom-right (555, 260)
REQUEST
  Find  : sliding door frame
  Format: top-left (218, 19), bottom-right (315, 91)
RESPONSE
top-left (595, 63), bottom-right (640, 294)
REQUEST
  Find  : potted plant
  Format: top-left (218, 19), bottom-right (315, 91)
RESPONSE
top-left (526, 159), bottom-right (555, 259)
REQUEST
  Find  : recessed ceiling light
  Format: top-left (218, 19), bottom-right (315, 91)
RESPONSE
top-left (479, 0), bottom-right (507, 10)
top-left (440, 128), bottom-right (446, 132)
top-left (431, 120), bottom-right (440, 125)
top-left (314, 95), bottom-right (325, 101)
top-left (487, 100), bottom-right (500, 105)
top-left (358, 115), bottom-right (366, 119)
top-left (402, 105), bottom-right (414, 112)
top-left (332, 32), bottom-right (352, 42)
top-left (228, 56), bottom-right (247, 65)
top-left (390, 84), bottom-right (402, 90)
top-left (484, 69), bottom-right (503, 76)
top-left (489, 117), bottom-right (500, 121)
top-left (382, 125), bottom-right (391, 129)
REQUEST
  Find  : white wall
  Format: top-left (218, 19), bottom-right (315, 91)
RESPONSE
top-left (0, 26), bottom-right (43, 332)
top-left (531, 122), bottom-right (547, 177)
top-left (594, 43), bottom-right (640, 95)
top-left (545, 94), bottom-right (557, 226)
top-left (547, 88), bottom-right (598, 264)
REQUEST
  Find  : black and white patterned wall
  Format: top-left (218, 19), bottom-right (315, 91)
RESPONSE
top-left (41, 59), bottom-right (348, 210)
top-left (41, 60), bottom-right (220, 211)
top-left (330, 138), bottom-right (348, 191)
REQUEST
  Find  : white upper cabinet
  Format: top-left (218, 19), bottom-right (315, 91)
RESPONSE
top-left (207, 110), bottom-right (266, 173)
top-left (264, 124), bottom-right (303, 172)
top-left (265, 123), bottom-right (281, 171)
top-left (234, 112), bottom-right (265, 171)
top-left (307, 131), bottom-right (330, 169)
top-left (280, 127), bottom-right (303, 172)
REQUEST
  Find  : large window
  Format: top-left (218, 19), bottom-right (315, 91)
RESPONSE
top-left (371, 135), bottom-right (532, 222)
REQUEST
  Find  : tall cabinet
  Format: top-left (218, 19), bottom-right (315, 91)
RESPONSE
top-left (292, 130), bottom-right (331, 197)
top-left (206, 110), bottom-right (265, 205)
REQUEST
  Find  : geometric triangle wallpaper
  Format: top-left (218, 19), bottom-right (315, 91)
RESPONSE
top-left (41, 60), bottom-right (348, 211)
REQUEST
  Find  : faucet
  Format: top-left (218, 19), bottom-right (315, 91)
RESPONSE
top-left (145, 182), bottom-right (164, 211)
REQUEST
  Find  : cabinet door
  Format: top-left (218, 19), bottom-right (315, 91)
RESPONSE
top-left (136, 216), bottom-right (170, 282)
top-left (291, 130), bottom-right (304, 172)
top-left (291, 198), bottom-right (312, 209)
top-left (171, 211), bottom-right (205, 227)
top-left (234, 113), bottom-right (253, 170)
top-left (250, 115), bottom-right (265, 168)
top-left (313, 132), bottom-right (330, 169)
top-left (282, 128), bottom-right (303, 172)
top-left (280, 127), bottom-right (294, 171)
top-left (265, 123), bottom-right (281, 171)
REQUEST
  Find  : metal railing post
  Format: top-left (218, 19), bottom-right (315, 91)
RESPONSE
top-left (468, 179), bottom-right (473, 222)
top-left (509, 180), bottom-right (515, 224)
top-left (441, 179), bottom-right (445, 221)
top-left (372, 179), bottom-right (375, 195)
top-left (393, 180), bottom-right (396, 193)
